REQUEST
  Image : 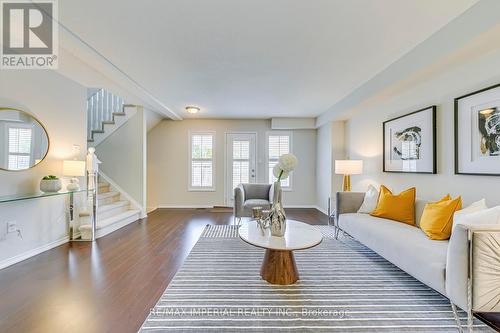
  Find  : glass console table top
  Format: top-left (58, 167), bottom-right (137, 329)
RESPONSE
top-left (0, 189), bottom-right (88, 204)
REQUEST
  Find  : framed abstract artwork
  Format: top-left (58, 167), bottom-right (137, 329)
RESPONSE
top-left (455, 83), bottom-right (500, 176)
top-left (383, 106), bottom-right (436, 174)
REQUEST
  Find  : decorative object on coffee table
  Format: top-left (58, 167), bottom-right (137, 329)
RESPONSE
top-left (238, 219), bottom-right (322, 285)
top-left (455, 83), bottom-right (500, 176)
top-left (268, 153), bottom-right (297, 236)
top-left (383, 106), bottom-right (436, 173)
top-left (40, 175), bottom-right (62, 193)
top-left (335, 160), bottom-right (363, 191)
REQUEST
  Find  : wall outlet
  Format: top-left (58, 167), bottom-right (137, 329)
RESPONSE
top-left (7, 221), bottom-right (17, 233)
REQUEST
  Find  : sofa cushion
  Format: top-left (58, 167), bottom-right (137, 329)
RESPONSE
top-left (339, 213), bottom-right (448, 295)
top-left (244, 199), bottom-right (271, 209)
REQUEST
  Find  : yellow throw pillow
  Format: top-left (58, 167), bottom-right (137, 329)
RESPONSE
top-left (420, 195), bottom-right (462, 240)
top-left (370, 185), bottom-right (416, 225)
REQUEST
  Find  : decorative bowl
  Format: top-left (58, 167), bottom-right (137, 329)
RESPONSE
top-left (40, 179), bottom-right (62, 193)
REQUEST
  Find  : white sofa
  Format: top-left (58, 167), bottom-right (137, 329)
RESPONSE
top-left (334, 191), bottom-right (494, 313)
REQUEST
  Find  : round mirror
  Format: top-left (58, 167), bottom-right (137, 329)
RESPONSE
top-left (0, 108), bottom-right (49, 171)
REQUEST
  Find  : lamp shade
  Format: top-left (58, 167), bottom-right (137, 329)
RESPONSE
top-left (335, 160), bottom-right (363, 175)
top-left (63, 160), bottom-right (86, 177)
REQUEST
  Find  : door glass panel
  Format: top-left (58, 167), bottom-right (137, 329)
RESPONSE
top-left (232, 140), bottom-right (250, 189)
top-left (232, 161), bottom-right (249, 189)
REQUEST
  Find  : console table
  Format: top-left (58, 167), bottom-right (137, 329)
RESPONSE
top-left (0, 189), bottom-right (96, 241)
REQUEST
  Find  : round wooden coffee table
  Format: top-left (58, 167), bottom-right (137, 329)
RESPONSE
top-left (238, 220), bottom-right (323, 285)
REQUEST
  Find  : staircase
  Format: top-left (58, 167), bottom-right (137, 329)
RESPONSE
top-left (79, 178), bottom-right (141, 240)
top-left (82, 88), bottom-right (142, 240)
top-left (87, 88), bottom-right (136, 146)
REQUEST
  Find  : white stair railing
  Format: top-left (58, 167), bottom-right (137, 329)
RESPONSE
top-left (86, 88), bottom-right (125, 142)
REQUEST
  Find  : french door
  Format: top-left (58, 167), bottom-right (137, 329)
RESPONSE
top-left (225, 133), bottom-right (257, 206)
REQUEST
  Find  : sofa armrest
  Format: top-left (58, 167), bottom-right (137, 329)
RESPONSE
top-left (234, 185), bottom-right (245, 217)
top-left (446, 224), bottom-right (500, 311)
top-left (335, 191), bottom-right (365, 221)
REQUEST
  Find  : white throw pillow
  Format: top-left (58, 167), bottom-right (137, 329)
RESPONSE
top-left (357, 185), bottom-right (379, 214)
top-left (455, 205), bottom-right (500, 227)
top-left (453, 199), bottom-right (488, 225)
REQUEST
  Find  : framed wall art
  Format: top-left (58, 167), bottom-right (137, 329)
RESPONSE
top-left (455, 83), bottom-right (500, 176)
top-left (383, 106), bottom-right (436, 174)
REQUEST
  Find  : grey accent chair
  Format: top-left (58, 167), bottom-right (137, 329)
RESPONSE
top-left (233, 183), bottom-right (281, 225)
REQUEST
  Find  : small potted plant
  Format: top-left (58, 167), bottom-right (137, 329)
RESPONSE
top-left (40, 175), bottom-right (62, 193)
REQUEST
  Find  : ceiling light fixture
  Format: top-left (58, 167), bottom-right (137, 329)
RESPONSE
top-left (480, 108), bottom-right (495, 115)
top-left (185, 106), bottom-right (200, 114)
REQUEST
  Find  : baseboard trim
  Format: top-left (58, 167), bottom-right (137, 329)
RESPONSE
top-left (147, 206), bottom-right (158, 214)
top-left (157, 204), bottom-right (214, 209)
top-left (283, 205), bottom-right (318, 209)
top-left (313, 205), bottom-right (328, 215)
top-left (0, 236), bottom-right (69, 270)
top-left (96, 213), bottom-right (140, 239)
top-left (156, 204), bottom-right (324, 212)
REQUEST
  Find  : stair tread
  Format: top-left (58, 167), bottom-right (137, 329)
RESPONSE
top-left (98, 200), bottom-right (129, 212)
top-left (97, 191), bottom-right (119, 199)
top-left (80, 209), bottom-right (140, 230)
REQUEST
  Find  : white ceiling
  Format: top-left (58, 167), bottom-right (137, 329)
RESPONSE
top-left (59, 0), bottom-right (477, 119)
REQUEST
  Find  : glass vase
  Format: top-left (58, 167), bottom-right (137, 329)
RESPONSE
top-left (269, 181), bottom-right (286, 237)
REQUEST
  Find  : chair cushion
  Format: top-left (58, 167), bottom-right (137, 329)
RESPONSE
top-left (242, 184), bottom-right (271, 200)
top-left (244, 199), bottom-right (271, 209)
top-left (339, 213), bottom-right (448, 295)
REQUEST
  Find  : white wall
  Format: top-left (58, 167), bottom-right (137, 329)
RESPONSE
top-left (148, 119), bottom-right (316, 209)
top-left (0, 70), bottom-right (87, 268)
top-left (315, 123), bottom-right (332, 213)
top-left (345, 47), bottom-right (500, 206)
top-left (96, 108), bottom-right (147, 215)
top-left (315, 121), bottom-right (345, 213)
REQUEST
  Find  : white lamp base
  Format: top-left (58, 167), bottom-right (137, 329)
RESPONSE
top-left (66, 178), bottom-right (80, 191)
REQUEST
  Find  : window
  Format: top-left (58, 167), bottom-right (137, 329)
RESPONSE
top-left (190, 132), bottom-right (215, 190)
top-left (267, 132), bottom-right (291, 188)
top-left (7, 126), bottom-right (32, 170)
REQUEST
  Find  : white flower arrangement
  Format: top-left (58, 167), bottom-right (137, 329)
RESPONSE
top-left (273, 153), bottom-right (298, 182)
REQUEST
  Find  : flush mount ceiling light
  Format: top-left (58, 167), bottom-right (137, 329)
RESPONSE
top-left (480, 108), bottom-right (495, 115)
top-left (185, 106), bottom-right (200, 114)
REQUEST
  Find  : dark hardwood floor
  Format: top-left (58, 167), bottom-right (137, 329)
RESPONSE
top-left (0, 208), bottom-right (498, 332)
top-left (0, 208), bottom-right (327, 333)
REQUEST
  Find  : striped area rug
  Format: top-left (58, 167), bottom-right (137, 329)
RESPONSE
top-left (140, 225), bottom-right (493, 332)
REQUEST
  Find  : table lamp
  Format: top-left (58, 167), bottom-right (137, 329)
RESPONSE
top-left (335, 160), bottom-right (363, 192)
top-left (63, 160), bottom-right (86, 191)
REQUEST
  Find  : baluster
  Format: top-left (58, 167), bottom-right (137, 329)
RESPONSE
top-left (106, 90), bottom-right (111, 121)
top-left (102, 90), bottom-right (109, 121)
top-left (114, 95), bottom-right (119, 114)
top-left (119, 96), bottom-right (124, 113)
top-left (92, 96), bottom-right (97, 130)
top-left (99, 89), bottom-right (104, 128)
top-left (95, 90), bottom-right (100, 131)
top-left (87, 99), bottom-right (92, 139)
